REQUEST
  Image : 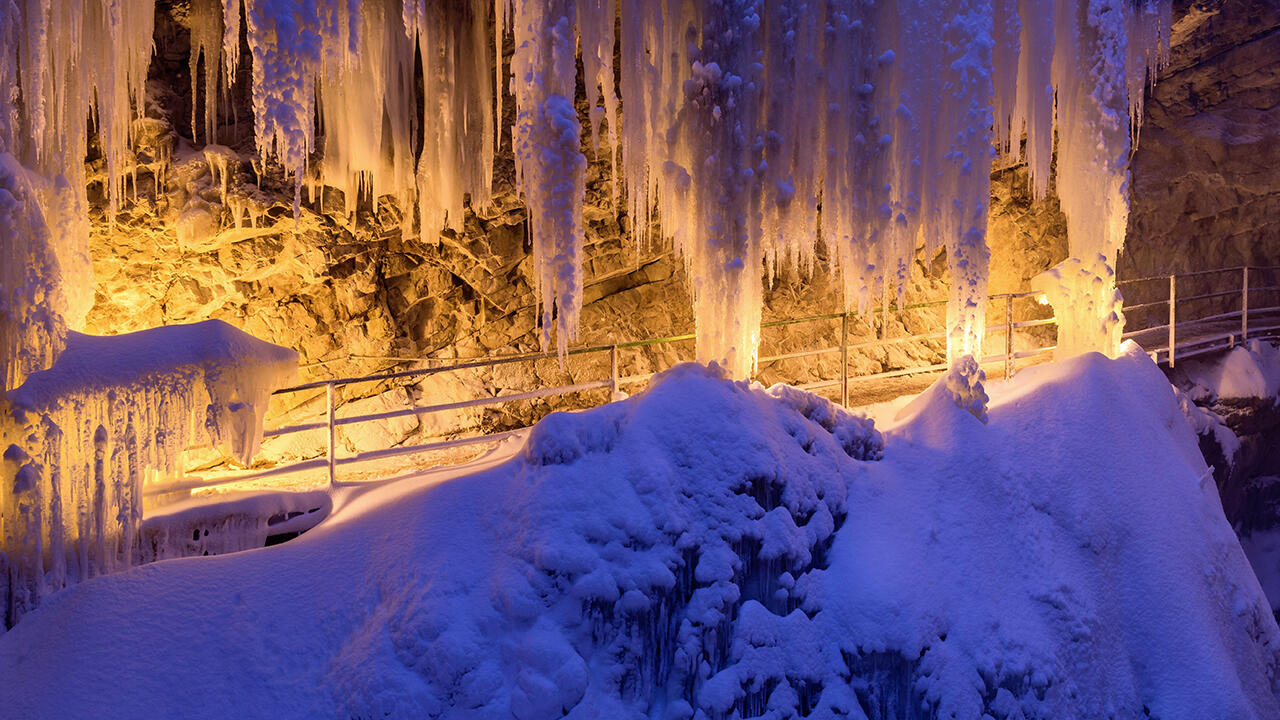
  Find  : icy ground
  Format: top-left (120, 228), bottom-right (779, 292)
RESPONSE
top-left (1, 346), bottom-right (1277, 719)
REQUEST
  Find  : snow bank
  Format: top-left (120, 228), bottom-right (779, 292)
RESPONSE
top-left (1, 349), bottom-right (1276, 719)
top-left (1182, 340), bottom-right (1280, 402)
top-left (1, 320), bottom-right (296, 626)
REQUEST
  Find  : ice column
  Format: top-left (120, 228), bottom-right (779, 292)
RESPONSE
top-left (510, 0), bottom-right (589, 357)
top-left (0, 155), bottom-right (68, 392)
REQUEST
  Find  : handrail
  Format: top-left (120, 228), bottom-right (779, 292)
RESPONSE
top-left (149, 266), bottom-right (1280, 499)
top-left (276, 291), bottom-right (1044, 394)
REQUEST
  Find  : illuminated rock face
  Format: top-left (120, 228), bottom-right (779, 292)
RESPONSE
top-left (1124, 0), bottom-right (1280, 278)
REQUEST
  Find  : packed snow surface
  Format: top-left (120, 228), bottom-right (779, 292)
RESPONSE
top-left (2, 347), bottom-right (1277, 718)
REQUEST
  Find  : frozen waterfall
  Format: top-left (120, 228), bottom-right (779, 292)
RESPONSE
top-left (0, 0), bottom-right (1172, 375)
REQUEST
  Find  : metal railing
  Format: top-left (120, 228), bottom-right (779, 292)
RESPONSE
top-left (145, 290), bottom-right (1053, 497)
top-left (1118, 265), bottom-right (1280, 368)
top-left (144, 264), bottom-right (1280, 500)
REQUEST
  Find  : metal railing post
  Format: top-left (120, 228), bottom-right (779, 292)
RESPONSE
top-left (609, 345), bottom-right (619, 399)
top-left (326, 381), bottom-right (336, 487)
top-left (1168, 274), bottom-right (1177, 368)
top-left (1242, 266), bottom-right (1250, 342)
top-left (1004, 294), bottom-right (1015, 379)
top-left (840, 312), bottom-right (849, 406)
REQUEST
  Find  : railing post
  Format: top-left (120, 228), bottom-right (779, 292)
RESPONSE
top-left (1168, 274), bottom-right (1177, 368)
top-left (1242, 266), bottom-right (1250, 342)
top-left (840, 312), bottom-right (849, 407)
top-left (326, 381), bottom-right (336, 487)
top-left (609, 344), bottom-right (619, 399)
top-left (1004, 294), bottom-right (1015, 379)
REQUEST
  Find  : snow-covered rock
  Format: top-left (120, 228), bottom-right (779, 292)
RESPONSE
top-left (0, 350), bottom-right (1276, 718)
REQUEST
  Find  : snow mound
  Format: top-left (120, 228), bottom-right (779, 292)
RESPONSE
top-left (405, 363), bottom-right (882, 718)
top-left (1181, 340), bottom-right (1280, 402)
top-left (1, 353), bottom-right (1277, 719)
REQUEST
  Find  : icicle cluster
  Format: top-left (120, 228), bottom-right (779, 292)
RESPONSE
top-left (1, 0), bottom-right (1171, 377)
top-left (0, 0), bottom-right (152, 332)
top-left (0, 320), bottom-right (297, 626)
top-left (188, 0), bottom-right (496, 232)
top-left (506, 0), bottom-right (1169, 373)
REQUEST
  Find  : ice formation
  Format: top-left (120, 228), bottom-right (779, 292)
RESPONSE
top-left (899, 353), bottom-right (991, 424)
top-left (0, 155), bottom-right (67, 391)
top-left (0, 320), bottom-right (297, 626)
top-left (496, 0), bottom-right (1170, 371)
top-left (0, 0), bottom-right (154, 330)
top-left (1032, 254), bottom-right (1126, 360)
top-left (0, 0), bottom-right (1172, 375)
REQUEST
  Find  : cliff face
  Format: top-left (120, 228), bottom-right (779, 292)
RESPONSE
top-left (1123, 0), bottom-right (1280, 279)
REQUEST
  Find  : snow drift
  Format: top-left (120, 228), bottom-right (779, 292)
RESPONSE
top-left (0, 349), bottom-right (1277, 718)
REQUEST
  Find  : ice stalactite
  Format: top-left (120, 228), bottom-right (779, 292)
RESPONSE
top-left (0, 155), bottom-right (68, 392)
top-left (0, 320), bottom-right (297, 627)
top-left (407, 0), bottom-right (496, 238)
top-left (509, 0), bottom-right (589, 356)
top-left (237, 0), bottom-right (326, 221)
top-left (318, 0), bottom-right (417, 226)
top-left (935, 0), bottom-right (996, 361)
top-left (189, 0), bottom-right (225, 146)
top-left (1021, 0), bottom-right (1170, 358)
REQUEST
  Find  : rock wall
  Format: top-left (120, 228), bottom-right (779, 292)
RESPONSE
top-left (1122, 0), bottom-right (1280, 314)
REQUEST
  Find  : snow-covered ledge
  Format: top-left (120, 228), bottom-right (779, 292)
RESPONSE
top-left (1, 320), bottom-right (296, 626)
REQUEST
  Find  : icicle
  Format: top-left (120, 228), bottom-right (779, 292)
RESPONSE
top-left (410, 0), bottom-right (495, 239)
top-left (189, 0), bottom-right (224, 145)
top-left (239, 0), bottom-right (327, 222)
top-left (510, 0), bottom-right (587, 357)
top-left (1012, 0), bottom-right (1055, 199)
